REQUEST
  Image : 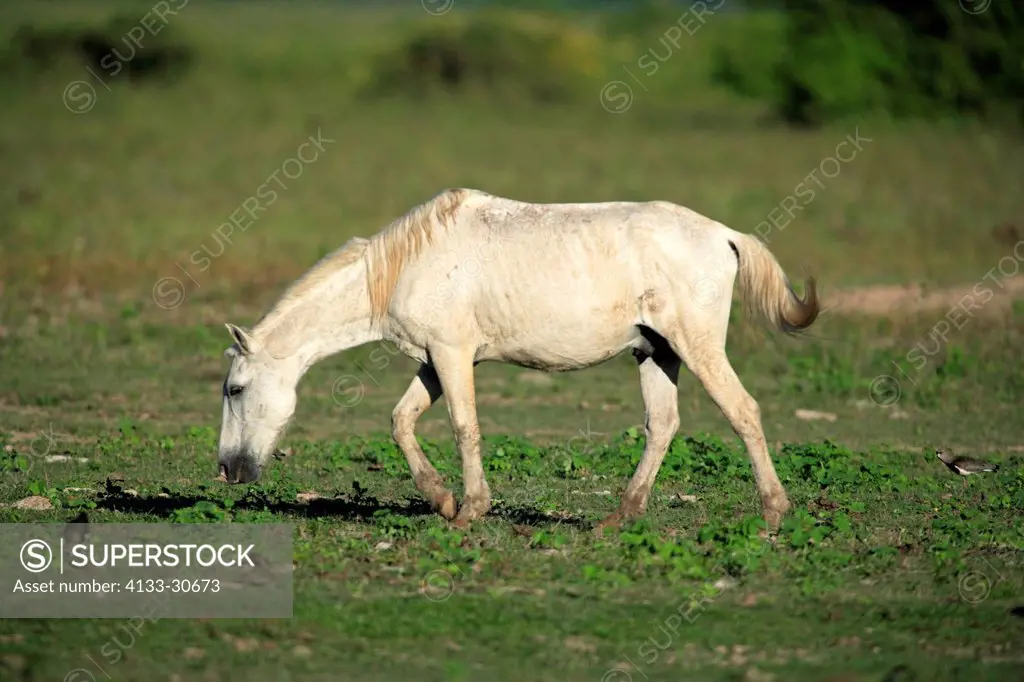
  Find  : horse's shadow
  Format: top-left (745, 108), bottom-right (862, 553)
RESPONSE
top-left (91, 490), bottom-right (590, 529)
top-left (91, 490), bottom-right (430, 521)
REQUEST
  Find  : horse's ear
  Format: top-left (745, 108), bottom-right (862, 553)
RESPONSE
top-left (225, 323), bottom-right (257, 356)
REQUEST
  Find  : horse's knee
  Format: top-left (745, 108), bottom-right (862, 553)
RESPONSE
top-left (664, 411), bottom-right (681, 439)
top-left (390, 408), bottom-right (409, 442)
top-left (451, 421), bottom-right (480, 446)
top-left (645, 410), bottom-right (679, 451)
top-left (392, 402), bottom-right (423, 441)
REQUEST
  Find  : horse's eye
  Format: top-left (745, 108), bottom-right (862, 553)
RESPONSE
top-left (228, 385), bottom-right (244, 397)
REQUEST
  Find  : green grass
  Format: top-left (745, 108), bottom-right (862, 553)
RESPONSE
top-left (2, 2), bottom-right (1024, 681)
top-left (1, 302), bottom-right (1023, 681)
top-left (1, 407), bottom-right (1023, 681)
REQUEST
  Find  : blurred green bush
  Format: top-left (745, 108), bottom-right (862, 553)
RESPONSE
top-left (713, 0), bottom-right (1024, 127)
top-left (3, 13), bottom-right (191, 83)
top-left (362, 9), bottom-right (605, 103)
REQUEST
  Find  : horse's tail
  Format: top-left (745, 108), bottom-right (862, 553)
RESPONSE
top-left (727, 232), bottom-right (819, 333)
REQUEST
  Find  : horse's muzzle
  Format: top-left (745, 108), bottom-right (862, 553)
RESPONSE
top-left (218, 456), bottom-right (260, 484)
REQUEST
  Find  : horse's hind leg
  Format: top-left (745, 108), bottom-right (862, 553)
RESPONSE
top-left (392, 364), bottom-right (456, 520)
top-left (661, 325), bottom-right (790, 533)
top-left (597, 344), bottom-right (681, 533)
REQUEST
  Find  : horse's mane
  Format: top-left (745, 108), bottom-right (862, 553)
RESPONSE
top-left (364, 188), bottom-right (468, 325)
top-left (253, 188), bottom-right (469, 338)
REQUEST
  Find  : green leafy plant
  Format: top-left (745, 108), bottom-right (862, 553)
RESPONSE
top-left (1, 451), bottom-right (29, 473)
top-left (170, 500), bottom-right (232, 523)
top-left (373, 509), bottom-right (417, 541)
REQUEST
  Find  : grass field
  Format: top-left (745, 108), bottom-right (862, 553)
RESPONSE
top-left (1, 2), bottom-right (1023, 681)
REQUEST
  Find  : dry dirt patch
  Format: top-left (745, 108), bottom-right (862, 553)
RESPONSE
top-left (825, 278), bottom-right (1024, 316)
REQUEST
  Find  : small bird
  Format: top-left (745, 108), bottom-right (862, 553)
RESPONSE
top-left (936, 449), bottom-right (999, 486)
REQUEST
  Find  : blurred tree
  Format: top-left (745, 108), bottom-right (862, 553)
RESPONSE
top-left (714, 0), bottom-right (1024, 126)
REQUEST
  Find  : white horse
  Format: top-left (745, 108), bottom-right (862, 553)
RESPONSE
top-left (216, 188), bottom-right (818, 532)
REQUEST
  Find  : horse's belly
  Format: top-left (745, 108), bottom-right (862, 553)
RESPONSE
top-left (476, 323), bottom-right (640, 371)
top-left (470, 274), bottom-right (644, 370)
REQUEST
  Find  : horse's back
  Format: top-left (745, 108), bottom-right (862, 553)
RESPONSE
top-left (384, 191), bottom-right (735, 362)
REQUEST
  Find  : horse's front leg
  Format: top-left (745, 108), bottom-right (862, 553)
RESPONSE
top-left (596, 347), bottom-right (681, 534)
top-left (391, 364), bottom-right (456, 520)
top-left (430, 346), bottom-right (491, 527)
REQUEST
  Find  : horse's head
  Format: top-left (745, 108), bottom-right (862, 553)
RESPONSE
top-left (217, 323), bottom-right (298, 484)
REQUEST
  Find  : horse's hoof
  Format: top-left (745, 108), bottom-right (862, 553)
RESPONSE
top-left (762, 508), bottom-right (788, 534)
top-left (434, 491), bottom-right (457, 521)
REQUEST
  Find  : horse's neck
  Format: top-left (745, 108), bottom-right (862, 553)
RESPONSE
top-left (255, 261), bottom-right (380, 376)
